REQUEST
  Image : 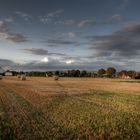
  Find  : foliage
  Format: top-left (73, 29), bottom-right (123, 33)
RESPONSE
top-left (106, 67), bottom-right (116, 77)
top-left (98, 68), bottom-right (106, 76)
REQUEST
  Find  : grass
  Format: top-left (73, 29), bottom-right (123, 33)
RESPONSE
top-left (0, 78), bottom-right (140, 139)
top-left (46, 92), bottom-right (140, 139)
top-left (119, 80), bottom-right (140, 83)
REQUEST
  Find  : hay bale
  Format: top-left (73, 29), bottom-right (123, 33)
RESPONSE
top-left (17, 75), bottom-right (21, 78)
top-left (0, 75), bottom-right (2, 80)
top-left (54, 75), bottom-right (59, 81)
top-left (21, 75), bottom-right (26, 81)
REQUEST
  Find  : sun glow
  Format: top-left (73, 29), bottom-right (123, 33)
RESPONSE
top-left (41, 57), bottom-right (49, 63)
top-left (66, 60), bottom-right (74, 64)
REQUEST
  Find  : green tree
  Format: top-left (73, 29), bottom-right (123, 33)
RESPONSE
top-left (75, 70), bottom-right (80, 77)
top-left (55, 71), bottom-right (60, 76)
top-left (80, 70), bottom-right (87, 77)
top-left (106, 67), bottom-right (116, 77)
top-left (98, 69), bottom-right (106, 76)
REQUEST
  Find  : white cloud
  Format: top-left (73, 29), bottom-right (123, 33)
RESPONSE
top-left (39, 9), bottom-right (63, 24)
top-left (66, 60), bottom-right (74, 64)
top-left (107, 14), bottom-right (124, 23)
top-left (63, 19), bottom-right (75, 25)
top-left (15, 11), bottom-right (32, 21)
top-left (41, 57), bottom-right (49, 63)
top-left (39, 17), bottom-right (51, 24)
top-left (47, 10), bottom-right (63, 18)
top-left (4, 18), bottom-right (13, 23)
top-left (78, 19), bottom-right (96, 28)
top-left (68, 32), bottom-right (77, 38)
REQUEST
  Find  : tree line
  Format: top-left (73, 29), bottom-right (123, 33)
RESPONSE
top-left (24, 67), bottom-right (140, 79)
top-left (2, 67), bottom-right (140, 79)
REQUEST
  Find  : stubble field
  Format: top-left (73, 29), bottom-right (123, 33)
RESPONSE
top-left (0, 77), bottom-right (140, 140)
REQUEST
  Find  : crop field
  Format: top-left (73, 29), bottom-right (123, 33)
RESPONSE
top-left (0, 77), bottom-right (140, 140)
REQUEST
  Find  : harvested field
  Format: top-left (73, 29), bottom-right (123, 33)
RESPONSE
top-left (0, 77), bottom-right (140, 140)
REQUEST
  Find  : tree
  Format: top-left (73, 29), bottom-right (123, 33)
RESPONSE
top-left (71, 70), bottom-right (76, 77)
top-left (106, 67), bottom-right (116, 77)
top-left (98, 69), bottom-right (106, 76)
top-left (127, 70), bottom-right (136, 78)
top-left (46, 71), bottom-right (53, 77)
top-left (75, 70), bottom-right (80, 77)
top-left (55, 71), bottom-right (60, 76)
top-left (135, 72), bottom-right (140, 79)
top-left (80, 70), bottom-right (87, 77)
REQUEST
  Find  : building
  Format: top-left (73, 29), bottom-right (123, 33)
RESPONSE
top-left (4, 71), bottom-right (13, 76)
top-left (118, 71), bottom-right (131, 79)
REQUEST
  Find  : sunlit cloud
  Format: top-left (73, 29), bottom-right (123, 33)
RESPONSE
top-left (41, 57), bottom-right (49, 63)
top-left (66, 60), bottom-right (74, 64)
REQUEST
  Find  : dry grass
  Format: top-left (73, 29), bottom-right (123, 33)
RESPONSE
top-left (3, 77), bottom-right (140, 95)
top-left (0, 77), bottom-right (140, 139)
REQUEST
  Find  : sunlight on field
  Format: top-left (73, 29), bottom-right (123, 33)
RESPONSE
top-left (0, 77), bottom-right (140, 139)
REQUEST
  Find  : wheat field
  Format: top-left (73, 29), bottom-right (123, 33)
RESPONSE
top-left (0, 77), bottom-right (140, 140)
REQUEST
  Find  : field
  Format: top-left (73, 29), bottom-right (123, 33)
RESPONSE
top-left (0, 77), bottom-right (140, 140)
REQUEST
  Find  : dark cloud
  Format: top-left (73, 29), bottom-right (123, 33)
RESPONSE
top-left (90, 22), bottom-right (140, 58)
top-left (49, 52), bottom-right (67, 56)
top-left (22, 48), bottom-right (67, 57)
top-left (0, 21), bottom-right (9, 32)
top-left (0, 20), bottom-right (27, 43)
top-left (47, 39), bottom-right (77, 46)
top-left (7, 33), bottom-right (27, 42)
top-left (0, 59), bottom-right (15, 66)
top-left (23, 48), bottom-right (48, 55)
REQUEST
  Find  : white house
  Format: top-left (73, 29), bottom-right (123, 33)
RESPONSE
top-left (5, 72), bottom-right (13, 76)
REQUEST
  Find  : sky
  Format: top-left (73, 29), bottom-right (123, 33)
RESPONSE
top-left (0, 0), bottom-right (140, 71)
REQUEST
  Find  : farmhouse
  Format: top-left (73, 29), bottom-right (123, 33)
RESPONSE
top-left (5, 71), bottom-right (13, 76)
top-left (118, 71), bottom-right (131, 79)
top-left (121, 73), bottom-right (131, 79)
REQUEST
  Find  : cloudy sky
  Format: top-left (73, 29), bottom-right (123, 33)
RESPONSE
top-left (0, 0), bottom-right (140, 71)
